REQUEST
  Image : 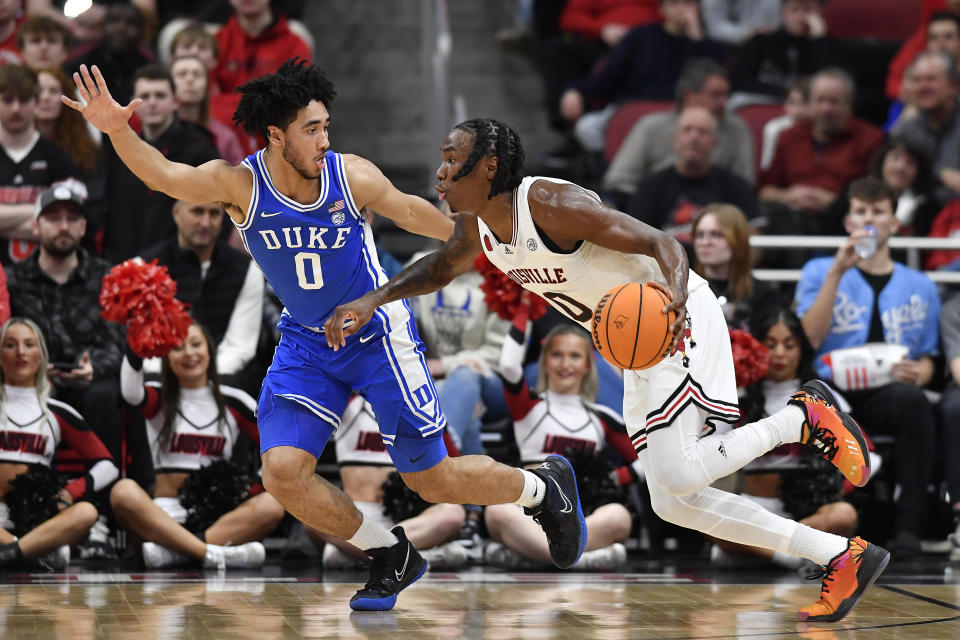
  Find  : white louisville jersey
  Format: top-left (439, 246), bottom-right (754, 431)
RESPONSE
top-left (477, 176), bottom-right (707, 331)
top-left (334, 396), bottom-right (393, 466)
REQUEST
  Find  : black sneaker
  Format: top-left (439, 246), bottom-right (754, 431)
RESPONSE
top-left (349, 526), bottom-right (427, 611)
top-left (524, 455), bottom-right (587, 569)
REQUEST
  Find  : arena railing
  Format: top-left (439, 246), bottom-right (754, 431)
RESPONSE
top-left (423, 0), bottom-right (452, 196)
top-left (749, 235), bottom-right (960, 284)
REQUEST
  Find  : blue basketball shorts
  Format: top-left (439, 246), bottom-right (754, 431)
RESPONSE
top-left (257, 309), bottom-right (448, 473)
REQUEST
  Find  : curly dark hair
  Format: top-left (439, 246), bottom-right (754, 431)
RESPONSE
top-left (451, 118), bottom-right (525, 199)
top-left (233, 57), bottom-right (337, 140)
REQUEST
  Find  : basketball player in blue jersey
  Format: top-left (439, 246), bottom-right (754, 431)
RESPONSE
top-left (326, 119), bottom-right (890, 623)
top-left (64, 61), bottom-right (588, 611)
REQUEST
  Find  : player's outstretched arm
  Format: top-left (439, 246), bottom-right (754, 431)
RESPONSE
top-left (323, 213), bottom-right (481, 349)
top-left (344, 154), bottom-right (454, 241)
top-left (63, 65), bottom-right (241, 210)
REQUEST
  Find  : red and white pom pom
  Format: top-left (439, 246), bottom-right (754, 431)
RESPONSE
top-left (99, 259), bottom-right (192, 358)
top-left (473, 254), bottom-right (549, 321)
top-left (729, 329), bottom-right (770, 389)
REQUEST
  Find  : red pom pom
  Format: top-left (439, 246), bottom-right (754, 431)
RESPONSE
top-left (472, 254), bottom-right (549, 321)
top-left (729, 329), bottom-right (769, 388)
top-left (100, 259), bottom-right (192, 358)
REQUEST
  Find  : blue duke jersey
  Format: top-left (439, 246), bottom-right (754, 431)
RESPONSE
top-left (235, 149), bottom-right (386, 329)
top-left (233, 149), bottom-right (448, 474)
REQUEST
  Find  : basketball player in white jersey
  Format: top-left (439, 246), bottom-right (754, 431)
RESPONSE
top-left (326, 119), bottom-right (890, 623)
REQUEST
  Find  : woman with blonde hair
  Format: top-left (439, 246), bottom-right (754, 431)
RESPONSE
top-left (0, 317), bottom-right (117, 569)
top-left (483, 309), bottom-right (643, 570)
top-left (35, 67), bottom-right (101, 177)
top-left (692, 203), bottom-right (782, 330)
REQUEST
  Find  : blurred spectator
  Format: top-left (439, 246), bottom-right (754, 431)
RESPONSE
top-left (210, 0), bottom-right (311, 145)
top-left (0, 317), bottom-right (117, 571)
top-left (603, 57), bottom-right (754, 208)
top-left (140, 200), bottom-right (264, 391)
top-left (759, 68), bottom-right (884, 235)
top-left (65, 3), bottom-right (154, 107)
top-left (711, 307), bottom-right (857, 570)
top-left (937, 294), bottom-right (960, 560)
top-left (91, 63), bottom-right (219, 264)
top-left (886, 14), bottom-right (960, 133)
top-left (35, 67), bottom-right (101, 178)
top-left (484, 319), bottom-right (638, 570)
top-left (730, 0), bottom-right (830, 106)
top-left (16, 15), bottom-right (70, 72)
top-left (538, 0), bottom-right (661, 132)
top-left (112, 322), bottom-right (282, 569)
top-left (559, 0), bottom-right (723, 153)
top-left (169, 21), bottom-right (218, 72)
top-left (886, 0), bottom-right (960, 101)
top-left (701, 0), bottom-right (781, 46)
top-left (0, 0), bottom-right (21, 66)
top-left (626, 106), bottom-right (759, 244)
top-left (795, 177), bottom-right (939, 557)
top-left (0, 261), bottom-right (7, 325)
top-left (692, 204), bottom-right (781, 331)
top-left (170, 55), bottom-right (246, 165)
top-left (893, 51), bottom-right (960, 207)
top-left (0, 64), bottom-right (80, 265)
top-left (312, 396), bottom-right (469, 571)
top-left (6, 183), bottom-right (126, 462)
top-left (825, 136), bottom-right (938, 239)
top-left (408, 250), bottom-right (511, 457)
top-left (759, 77), bottom-right (811, 171)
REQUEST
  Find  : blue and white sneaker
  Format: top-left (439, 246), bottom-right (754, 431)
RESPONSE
top-left (524, 455), bottom-right (587, 569)
top-left (349, 526), bottom-right (427, 611)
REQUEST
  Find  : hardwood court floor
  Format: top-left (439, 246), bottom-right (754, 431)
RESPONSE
top-left (0, 558), bottom-right (957, 638)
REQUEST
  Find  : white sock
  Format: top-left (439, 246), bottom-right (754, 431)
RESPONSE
top-left (514, 469), bottom-right (546, 508)
top-left (346, 515), bottom-right (399, 552)
top-left (749, 405), bottom-right (805, 450)
top-left (787, 523), bottom-right (849, 566)
top-left (770, 550), bottom-right (804, 569)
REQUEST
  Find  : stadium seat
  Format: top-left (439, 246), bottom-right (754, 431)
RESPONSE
top-left (735, 103), bottom-right (786, 174)
top-left (823, 0), bottom-right (923, 41)
top-left (604, 100), bottom-right (674, 165)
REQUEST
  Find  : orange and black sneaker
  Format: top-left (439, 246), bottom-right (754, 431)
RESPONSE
top-left (798, 537), bottom-right (890, 622)
top-left (789, 380), bottom-right (870, 487)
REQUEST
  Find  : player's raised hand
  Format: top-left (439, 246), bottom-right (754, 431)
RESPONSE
top-left (61, 64), bottom-right (142, 135)
top-left (323, 292), bottom-right (379, 351)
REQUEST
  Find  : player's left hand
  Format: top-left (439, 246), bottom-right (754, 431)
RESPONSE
top-left (647, 281), bottom-right (687, 355)
top-left (324, 294), bottom-right (378, 350)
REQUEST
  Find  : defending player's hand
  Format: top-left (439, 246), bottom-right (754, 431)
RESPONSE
top-left (61, 64), bottom-right (142, 135)
top-left (324, 293), bottom-right (378, 350)
top-left (647, 281), bottom-right (687, 355)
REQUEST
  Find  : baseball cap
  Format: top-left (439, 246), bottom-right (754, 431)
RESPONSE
top-left (34, 179), bottom-right (88, 219)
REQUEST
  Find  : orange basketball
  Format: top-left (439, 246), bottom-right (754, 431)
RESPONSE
top-left (592, 282), bottom-right (677, 370)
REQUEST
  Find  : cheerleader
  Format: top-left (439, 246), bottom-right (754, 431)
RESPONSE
top-left (110, 322), bottom-right (285, 568)
top-left (484, 309), bottom-right (641, 570)
top-left (0, 318), bottom-right (117, 569)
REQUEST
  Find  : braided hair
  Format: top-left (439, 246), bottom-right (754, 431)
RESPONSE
top-left (233, 57), bottom-right (337, 140)
top-left (451, 119), bottom-right (525, 199)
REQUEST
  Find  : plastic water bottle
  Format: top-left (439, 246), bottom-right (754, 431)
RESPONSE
top-left (855, 225), bottom-right (877, 259)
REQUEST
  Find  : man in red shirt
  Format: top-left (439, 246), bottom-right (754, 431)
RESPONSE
top-left (210, 0), bottom-right (311, 149)
top-left (759, 68), bottom-right (884, 236)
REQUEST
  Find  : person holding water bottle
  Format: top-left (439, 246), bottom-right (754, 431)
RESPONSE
top-left (794, 176), bottom-right (940, 558)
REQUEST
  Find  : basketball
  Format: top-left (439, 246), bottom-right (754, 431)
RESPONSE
top-left (592, 282), bottom-right (677, 370)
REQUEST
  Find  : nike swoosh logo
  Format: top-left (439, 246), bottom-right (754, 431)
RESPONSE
top-left (395, 545), bottom-right (410, 581)
top-left (260, 211), bottom-right (282, 217)
top-left (409, 452), bottom-right (426, 464)
top-left (359, 334), bottom-right (376, 344)
top-left (550, 477), bottom-right (573, 514)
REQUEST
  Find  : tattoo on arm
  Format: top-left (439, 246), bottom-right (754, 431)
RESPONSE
top-left (374, 239), bottom-right (475, 305)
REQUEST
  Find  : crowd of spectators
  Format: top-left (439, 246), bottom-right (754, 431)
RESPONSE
top-left (1, 0), bottom-right (960, 574)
